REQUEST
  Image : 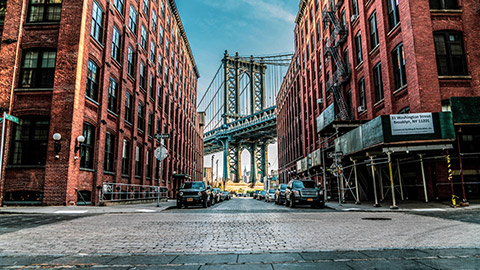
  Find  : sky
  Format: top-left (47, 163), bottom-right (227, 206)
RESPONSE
top-left (175, 0), bottom-right (299, 178)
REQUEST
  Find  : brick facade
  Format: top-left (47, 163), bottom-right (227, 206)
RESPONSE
top-left (278, 0), bottom-right (480, 201)
top-left (0, 0), bottom-right (204, 206)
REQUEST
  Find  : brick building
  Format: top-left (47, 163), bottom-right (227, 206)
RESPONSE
top-left (277, 0), bottom-right (480, 203)
top-left (0, 0), bottom-right (204, 206)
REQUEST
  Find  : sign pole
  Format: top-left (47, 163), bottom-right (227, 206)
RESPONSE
top-left (0, 112), bottom-right (7, 191)
top-left (157, 138), bottom-right (165, 207)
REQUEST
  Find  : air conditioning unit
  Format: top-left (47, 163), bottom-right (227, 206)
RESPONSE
top-left (357, 106), bottom-right (365, 113)
top-left (351, 15), bottom-right (358, 22)
top-left (317, 98), bottom-right (323, 104)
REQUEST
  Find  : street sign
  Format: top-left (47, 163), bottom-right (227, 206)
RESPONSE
top-left (330, 163), bottom-right (343, 177)
top-left (154, 133), bottom-right (170, 139)
top-left (4, 114), bottom-right (19, 124)
top-left (327, 151), bottom-right (344, 159)
top-left (154, 146), bottom-right (168, 161)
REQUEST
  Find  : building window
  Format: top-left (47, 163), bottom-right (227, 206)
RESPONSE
top-left (373, 62), bottom-right (384, 102)
top-left (140, 61), bottom-right (146, 90)
top-left (148, 112), bottom-right (153, 136)
top-left (86, 59), bottom-right (99, 101)
top-left (157, 85), bottom-right (162, 108)
top-left (125, 92), bottom-right (132, 123)
top-left (108, 77), bottom-right (118, 113)
top-left (358, 77), bottom-right (366, 110)
top-left (127, 46), bottom-right (135, 77)
top-left (429, 0), bottom-right (458, 9)
top-left (158, 54), bottom-right (163, 74)
top-left (398, 106), bottom-right (410, 114)
top-left (141, 25), bottom-right (147, 50)
top-left (150, 40), bottom-right (156, 63)
top-left (104, 132), bottom-right (115, 172)
top-left (111, 26), bottom-right (121, 63)
top-left (27, 0), bottom-right (62, 23)
top-left (113, 0), bottom-right (123, 14)
top-left (0, 0), bottom-right (7, 24)
top-left (135, 145), bottom-right (143, 177)
top-left (368, 11), bottom-right (379, 50)
top-left (146, 150), bottom-right (151, 179)
top-left (354, 32), bottom-right (362, 65)
top-left (9, 117), bottom-right (49, 165)
top-left (152, 9), bottom-right (157, 32)
top-left (90, 1), bottom-right (104, 44)
top-left (386, 0), bottom-right (400, 30)
top-left (392, 43), bottom-right (407, 90)
top-left (138, 102), bottom-right (144, 131)
top-left (351, 0), bottom-right (359, 16)
top-left (149, 74), bottom-right (155, 99)
top-left (142, 0), bottom-right (149, 16)
top-left (121, 139), bottom-right (130, 175)
top-left (80, 122), bottom-right (95, 169)
top-left (129, 5), bottom-right (137, 34)
top-left (20, 49), bottom-right (56, 89)
top-left (433, 31), bottom-right (468, 76)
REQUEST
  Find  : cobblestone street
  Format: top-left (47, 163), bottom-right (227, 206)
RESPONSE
top-left (1, 198), bottom-right (479, 269)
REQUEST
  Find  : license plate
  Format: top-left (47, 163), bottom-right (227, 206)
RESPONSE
top-left (307, 198), bottom-right (313, 202)
top-left (187, 198), bottom-right (193, 202)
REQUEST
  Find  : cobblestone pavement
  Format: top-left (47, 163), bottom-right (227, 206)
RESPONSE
top-left (0, 198), bottom-right (479, 268)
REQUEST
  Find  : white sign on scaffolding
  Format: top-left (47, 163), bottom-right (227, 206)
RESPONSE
top-left (390, 113), bottom-right (434, 136)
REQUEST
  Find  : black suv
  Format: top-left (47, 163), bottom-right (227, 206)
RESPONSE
top-left (285, 179), bottom-right (324, 208)
top-left (177, 181), bottom-right (211, 208)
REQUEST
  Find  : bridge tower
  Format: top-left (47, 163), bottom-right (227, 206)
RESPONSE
top-left (221, 51), bottom-right (268, 183)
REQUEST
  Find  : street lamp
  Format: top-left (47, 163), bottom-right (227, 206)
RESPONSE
top-left (211, 155), bottom-right (215, 186)
top-left (74, 135), bottom-right (85, 156)
top-left (53, 133), bottom-right (62, 158)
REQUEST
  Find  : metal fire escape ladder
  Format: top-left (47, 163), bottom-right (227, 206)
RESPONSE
top-left (323, 0), bottom-right (351, 121)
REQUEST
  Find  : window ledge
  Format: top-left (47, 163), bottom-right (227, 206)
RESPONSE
top-left (355, 61), bottom-right (364, 70)
top-left (369, 44), bottom-right (380, 56)
top-left (6, 165), bottom-right (46, 169)
top-left (387, 23), bottom-right (401, 37)
top-left (107, 110), bottom-right (119, 118)
top-left (438, 75), bottom-right (472, 80)
top-left (23, 22), bottom-right (60, 27)
top-left (86, 96), bottom-right (100, 106)
top-left (80, 168), bottom-right (95, 172)
top-left (393, 84), bottom-right (408, 95)
top-left (374, 99), bottom-right (385, 107)
top-left (121, 174), bottom-right (130, 178)
top-left (15, 88), bottom-right (53, 92)
top-left (430, 9), bottom-right (462, 13)
top-left (104, 171), bottom-right (115, 175)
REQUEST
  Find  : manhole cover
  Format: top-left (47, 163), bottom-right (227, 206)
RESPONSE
top-left (361, 217), bottom-right (392, 221)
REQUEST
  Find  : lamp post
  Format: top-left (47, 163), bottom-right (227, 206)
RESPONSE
top-left (282, 136), bottom-right (287, 183)
top-left (211, 155), bottom-right (215, 186)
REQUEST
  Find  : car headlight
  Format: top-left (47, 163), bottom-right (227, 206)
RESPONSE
top-left (198, 191), bottom-right (202, 196)
top-left (179, 191), bottom-right (184, 196)
top-left (293, 190), bottom-right (300, 196)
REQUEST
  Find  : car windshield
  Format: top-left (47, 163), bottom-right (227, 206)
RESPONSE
top-left (293, 181), bottom-right (316, 189)
top-left (181, 182), bottom-right (205, 189)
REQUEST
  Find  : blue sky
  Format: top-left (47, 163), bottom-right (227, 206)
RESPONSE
top-left (176, 0), bottom-right (299, 177)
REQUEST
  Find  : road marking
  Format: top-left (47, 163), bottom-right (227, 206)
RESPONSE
top-left (412, 208), bottom-right (446, 212)
top-left (54, 210), bottom-right (89, 214)
top-left (136, 209), bottom-right (157, 213)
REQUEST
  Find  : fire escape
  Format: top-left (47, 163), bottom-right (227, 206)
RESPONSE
top-left (323, 0), bottom-right (351, 120)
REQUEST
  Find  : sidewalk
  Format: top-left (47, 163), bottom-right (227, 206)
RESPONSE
top-left (326, 199), bottom-right (480, 212)
top-left (0, 200), bottom-right (177, 215)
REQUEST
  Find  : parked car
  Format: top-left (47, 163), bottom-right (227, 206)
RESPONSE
top-left (223, 191), bottom-right (231, 200)
top-left (253, 190), bottom-right (260, 199)
top-left (212, 188), bottom-right (222, 203)
top-left (285, 179), bottom-right (324, 208)
top-left (257, 190), bottom-right (266, 200)
top-left (177, 181), bottom-right (211, 208)
top-left (275, 184), bottom-right (288, 205)
top-left (208, 185), bottom-right (215, 206)
top-left (265, 189), bottom-right (276, 202)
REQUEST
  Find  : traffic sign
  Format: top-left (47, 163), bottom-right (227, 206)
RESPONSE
top-left (155, 133), bottom-right (170, 139)
top-left (154, 146), bottom-right (168, 161)
top-left (330, 163), bottom-right (343, 177)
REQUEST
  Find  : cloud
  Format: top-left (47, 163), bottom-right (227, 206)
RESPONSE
top-left (240, 0), bottom-right (296, 23)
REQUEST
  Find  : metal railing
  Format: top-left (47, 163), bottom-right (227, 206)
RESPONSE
top-left (100, 182), bottom-right (168, 203)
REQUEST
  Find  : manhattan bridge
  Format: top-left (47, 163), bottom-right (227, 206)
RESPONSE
top-left (197, 51), bottom-right (292, 183)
